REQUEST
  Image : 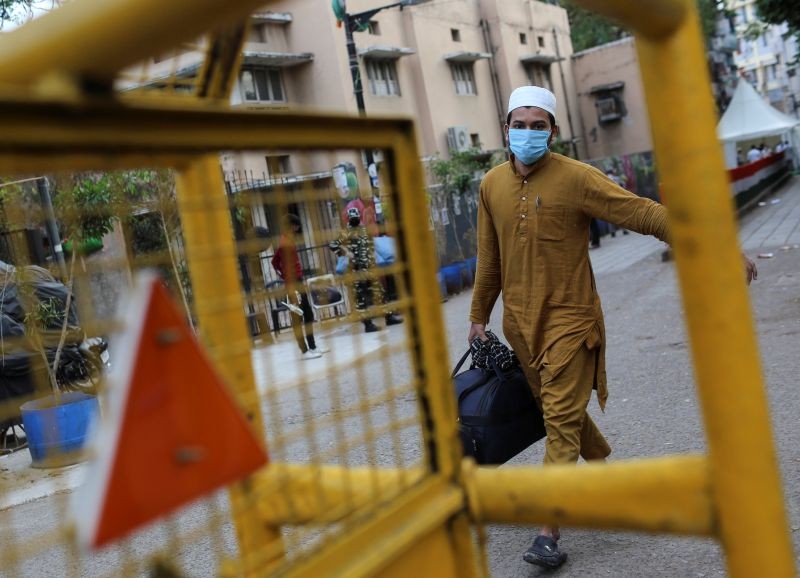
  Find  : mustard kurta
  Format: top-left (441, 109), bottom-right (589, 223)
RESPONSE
top-left (469, 152), bottom-right (670, 409)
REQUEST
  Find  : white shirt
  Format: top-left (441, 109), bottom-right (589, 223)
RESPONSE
top-left (746, 148), bottom-right (762, 163)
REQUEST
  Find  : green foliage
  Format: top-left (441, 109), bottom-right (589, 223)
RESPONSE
top-left (23, 297), bottom-right (63, 333)
top-left (562, 0), bottom-right (725, 52)
top-left (754, 0), bottom-right (800, 31)
top-left (0, 0), bottom-right (57, 28)
top-left (130, 212), bottom-right (168, 254)
top-left (549, 138), bottom-right (575, 158)
top-left (560, 1), bottom-right (627, 53)
top-left (55, 175), bottom-right (116, 244)
top-left (754, 0), bottom-right (800, 64)
top-left (429, 148), bottom-right (490, 196)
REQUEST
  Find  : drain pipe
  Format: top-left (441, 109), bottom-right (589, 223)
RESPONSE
top-left (481, 18), bottom-right (506, 146)
top-left (552, 26), bottom-right (578, 159)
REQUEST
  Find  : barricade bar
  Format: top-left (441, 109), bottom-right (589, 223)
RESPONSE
top-left (573, 0), bottom-right (795, 575)
top-left (572, 0), bottom-right (686, 40)
top-left (0, 0), bottom-right (265, 87)
top-left (470, 456), bottom-right (714, 536)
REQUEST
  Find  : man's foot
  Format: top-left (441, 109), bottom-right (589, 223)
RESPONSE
top-left (311, 341), bottom-right (330, 353)
top-left (364, 320), bottom-right (380, 333)
top-left (385, 313), bottom-right (403, 326)
top-left (301, 350), bottom-right (322, 360)
top-left (589, 243), bottom-right (600, 250)
top-left (523, 535), bottom-right (567, 569)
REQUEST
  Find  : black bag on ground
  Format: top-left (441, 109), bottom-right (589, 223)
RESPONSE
top-left (453, 346), bottom-right (546, 465)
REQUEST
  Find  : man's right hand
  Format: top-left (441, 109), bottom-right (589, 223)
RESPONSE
top-left (468, 323), bottom-right (488, 344)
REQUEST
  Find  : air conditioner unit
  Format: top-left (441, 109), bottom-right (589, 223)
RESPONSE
top-left (447, 125), bottom-right (471, 152)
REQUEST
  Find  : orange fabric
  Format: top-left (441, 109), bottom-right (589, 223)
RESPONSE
top-left (470, 152), bottom-right (670, 410)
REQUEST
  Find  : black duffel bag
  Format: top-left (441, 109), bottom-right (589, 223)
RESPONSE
top-left (453, 345), bottom-right (546, 465)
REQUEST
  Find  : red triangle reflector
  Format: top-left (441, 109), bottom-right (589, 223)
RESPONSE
top-left (73, 273), bottom-right (268, 549)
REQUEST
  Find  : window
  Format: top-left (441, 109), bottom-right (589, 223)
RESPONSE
top-left (368, 20), bottom-right (381, 35)
top-left (451, 28), bottom-right (461, 42)
top-left (366, 59), bottom-right (400, 96)
top-left (595, 94), bottom-right (626, 123)
top-left (239, 67), bottom-right (285, 102)
top-left (451, 63), bottom-right (477, 95)
top-left (767, 63), bottom-right (777, 82)
top-left (537, 36), bottom-right (545, 48)
top-left (470, 133), bottom-right (481, 148)
top-left (266, 155), bottom-right (291, 175)
top-left (526, 64), bottom-right (552, 91)
top-left (520, 33), bottom-right (528, 45)
top-left (737, 7), bottom-right (746, 24)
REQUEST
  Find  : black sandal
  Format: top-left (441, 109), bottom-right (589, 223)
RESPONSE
top-left (523, 535), bottom-right (567, 568)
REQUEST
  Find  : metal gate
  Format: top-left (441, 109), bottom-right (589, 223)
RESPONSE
top-left (0, 0), bottom-right (793, 576)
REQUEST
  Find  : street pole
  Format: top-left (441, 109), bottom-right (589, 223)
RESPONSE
top-left (35, 177), bottom-right (68, 278)
top-left (552, 27), bottom-right (579, 159)
top-left (342, 10), bottom-right (380, 219)
top-left (339, 1), bottom-right (425, 223)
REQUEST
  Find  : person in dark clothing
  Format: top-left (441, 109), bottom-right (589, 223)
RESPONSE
top-left (271, 214), bottom-right (327, 359)
top-left (330, 207), bottom-right (403, 333)
top-left (589, 218), bottom-right (601, 249)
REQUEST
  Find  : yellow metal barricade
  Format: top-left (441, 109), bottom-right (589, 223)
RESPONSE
top-left (0, 0), bottom-right (792, 577)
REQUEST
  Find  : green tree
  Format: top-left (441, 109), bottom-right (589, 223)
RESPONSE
top-left (429, 149), bottom-right (491, 263)
top-left (561, 0), bottom-right (726, 52)
top-left (112, 169), bottom-right (194, 327)
top-left (0, 0), bottom-right (60, 29)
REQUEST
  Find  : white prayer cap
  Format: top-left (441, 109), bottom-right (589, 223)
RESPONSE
top-left (507, 86), bottom-right (556, 118)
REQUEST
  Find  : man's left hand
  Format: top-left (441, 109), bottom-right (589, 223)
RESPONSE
top-left (743, 253), bottom-right (758, 285)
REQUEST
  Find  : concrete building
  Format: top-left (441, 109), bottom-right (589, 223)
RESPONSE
top-left (571, 37), bottom-right (652, 160)
top-left (121, 0), bottom-right (582, 275)
top-left (728, 0), bottom-right (800, 116)
top-left (708, 11), bottom-right (740, 113)
top-left (126, 0), bottom-right (580, 173)
top-left (571, 9), bottom-right (743, 161)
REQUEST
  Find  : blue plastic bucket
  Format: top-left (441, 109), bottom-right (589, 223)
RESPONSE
top-left (458, 261), bottom-right (474, 287)
top-left (441, 264), bottom-right (463, 294)
top-left (436, 272), bottom-right (447, 298)
top-left (21, 391), bottom-right (99, 468)
top-left (466, 256), bottom-right (478, 277)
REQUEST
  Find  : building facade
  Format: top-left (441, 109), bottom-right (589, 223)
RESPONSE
top-left (124, 0), bottom-right (582, 275)
top-left (728, 0), bottom-right (799, 116)
top-left (571, 37), bottom-right (653, 161)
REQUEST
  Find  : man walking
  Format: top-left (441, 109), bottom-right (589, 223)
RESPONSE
top-left (468, 86), bottom-right (757, 568)
top-left (272, 214), bottom-right (327, 360)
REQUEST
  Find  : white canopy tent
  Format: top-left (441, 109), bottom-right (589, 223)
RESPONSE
top-left (717, 80), bottom-right (800, 167)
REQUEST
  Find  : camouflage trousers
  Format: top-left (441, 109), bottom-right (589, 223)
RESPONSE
top-left (354, 276), bottom-right (387, 317)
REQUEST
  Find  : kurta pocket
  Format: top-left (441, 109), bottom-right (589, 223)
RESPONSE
top-left (536, 208), bottom-right (567, 241)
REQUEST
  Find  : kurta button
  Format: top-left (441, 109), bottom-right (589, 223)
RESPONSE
top-left (523, 180), bottom-right (527, 184)
top-left (522, 196), bottom-right (527, 201)
top-left (521, 214), bottom-right (526, 218)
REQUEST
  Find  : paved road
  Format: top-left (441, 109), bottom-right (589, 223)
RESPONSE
top-left (2, 178), bottom-right (798, 577)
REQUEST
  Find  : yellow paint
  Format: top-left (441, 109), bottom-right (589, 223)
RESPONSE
top-left (574, 0), bottom-right (794, 575)
top-left (0, 0), bottom-right (792, 572)
top-left (175, 156), bottom-right (284, 574)
top-left (471, 456), bottom-right (714, 535)
top-left (0, 0), bottom-right (270, 88)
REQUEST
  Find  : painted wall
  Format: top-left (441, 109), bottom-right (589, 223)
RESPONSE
top-left (572, 37), bottom-right (654, 160)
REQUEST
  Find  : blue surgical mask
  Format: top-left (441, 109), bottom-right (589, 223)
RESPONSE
top-left (508, 128), bottom-right (551, 165)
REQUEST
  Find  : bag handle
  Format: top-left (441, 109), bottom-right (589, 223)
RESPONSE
top-left (451, 349), bottom-right (472, 378)
top-left (451, 346), bottom-right (504, 381)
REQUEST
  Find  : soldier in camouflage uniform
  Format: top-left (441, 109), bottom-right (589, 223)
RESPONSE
top-left (330, 207), bottom-right (403, 333)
